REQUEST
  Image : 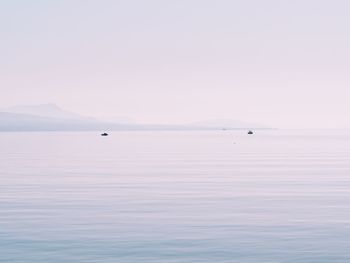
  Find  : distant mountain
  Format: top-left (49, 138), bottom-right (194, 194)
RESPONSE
top-left (0, 104), bottom-right (271, 131)
top-left (0, 111), bottom-right (183, 131)
top-left (4, 103), bottom-right (93, 121)
top-left (0, 112), bottom-right (111, 131)
top-left (189, 119), bottom-right (268, 129)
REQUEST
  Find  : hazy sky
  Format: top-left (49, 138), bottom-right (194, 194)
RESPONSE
top-left (1, 0), bottom-right (350, 128)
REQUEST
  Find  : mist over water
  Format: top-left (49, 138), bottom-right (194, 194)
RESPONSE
top-left (1, 130), bottom-right (350, 262)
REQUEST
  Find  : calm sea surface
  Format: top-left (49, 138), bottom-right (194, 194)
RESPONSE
top-left (1, 130), bottom-right (350, 262)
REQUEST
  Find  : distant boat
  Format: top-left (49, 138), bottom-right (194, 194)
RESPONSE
top-left (101, 133), bottom-right (109, 136)
top-left (248, 130), bottom-right (253, 135)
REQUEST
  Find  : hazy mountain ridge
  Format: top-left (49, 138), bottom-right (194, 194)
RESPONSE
top-left (3, 103), bottom-right (94, 121)
top-left (0, 104), bottom-right (270, 131)
top-left (0, 112), bottom-right (110, 131)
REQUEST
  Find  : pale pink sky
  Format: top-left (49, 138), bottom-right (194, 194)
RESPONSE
top-left (1, 0), bottom-right (350, 128)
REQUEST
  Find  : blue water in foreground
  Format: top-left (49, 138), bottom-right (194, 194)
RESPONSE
top-left (1, 130), bottom-right (350, 262)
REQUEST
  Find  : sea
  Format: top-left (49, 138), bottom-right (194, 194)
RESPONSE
top-left (1, 130), bottom-right (350, 262)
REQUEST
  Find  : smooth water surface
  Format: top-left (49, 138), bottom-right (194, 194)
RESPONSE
top-left (1, 130), bottom-right (350, 262)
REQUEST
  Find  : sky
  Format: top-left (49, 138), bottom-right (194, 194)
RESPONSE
top-left (1, 0), bottom-right (350, 128)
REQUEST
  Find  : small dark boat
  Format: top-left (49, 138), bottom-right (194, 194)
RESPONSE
top-left (101, 133), bottom-right (109, 136)
top-left (248, 130), bottom-right (253, 135)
